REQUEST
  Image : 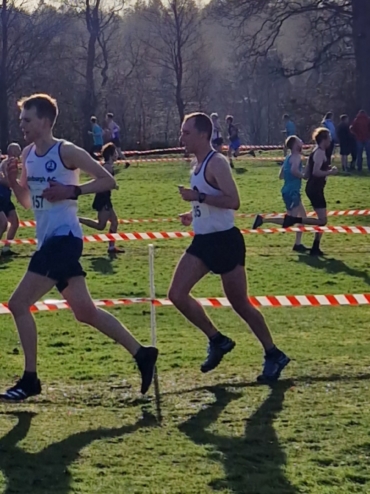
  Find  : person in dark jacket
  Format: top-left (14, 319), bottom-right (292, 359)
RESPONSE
top-left (336, 114), bottom-right (352, 172)
top-left (350, 110), bottom-right (370, 171)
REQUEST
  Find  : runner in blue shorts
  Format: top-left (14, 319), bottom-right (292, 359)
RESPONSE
top-left (253, 136), bottom-right (328, 252)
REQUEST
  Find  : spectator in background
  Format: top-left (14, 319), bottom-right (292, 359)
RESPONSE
top-left (350, 110), bottom-right (370, 171)
top-left (336, 114), bottom-right (352, 172)
top-left (282, 115), bottom-right (296, 156)
top-left (89, 116), bottom-right (104, 158)
top-left (105, 112), bottom-right (130, 168)
top-left (210, 113), bottom-right (223, 152)
top-left (321, 112), bottom-right (336, 164)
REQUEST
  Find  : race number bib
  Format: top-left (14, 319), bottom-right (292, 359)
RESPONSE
top-left (192, 202), bottom-right (210, 219)
top-left (30, 184), bottom-right (52, 211)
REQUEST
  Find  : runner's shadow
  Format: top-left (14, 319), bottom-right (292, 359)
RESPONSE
top-left (234, 167), bottom-right (247, 175)
top-left (0, 410), bottom-right (156, 494)
top-left (89, 256), bottom-right (117, 275)
top-left (179, 381), bottom-right (297, 494)
top-left (296, 254), bottom-right (370, 285)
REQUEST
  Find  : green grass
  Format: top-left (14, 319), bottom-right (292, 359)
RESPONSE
top-left (1, 156), bottom-right (370, 493)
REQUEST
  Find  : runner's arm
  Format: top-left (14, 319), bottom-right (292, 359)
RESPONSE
top-left (290, 155), bottom-right (304, 179)
top-left (312, 151), bottom-right (335, 177)
top-left (62, 143), bottom-right (116, 194)
top-left (203, 155), bottom-right (240, 210)
top-left (278, 165), bottom-right (284, 179)
top-left (8, 157), bottom-right (32, 209)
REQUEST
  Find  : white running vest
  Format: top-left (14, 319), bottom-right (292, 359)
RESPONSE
top-left (212, 125), bottom-right (221, 141)
top-left (190, 151), bottom-right (235, 235)
top-left (25, 140), bottom-right (82, 248)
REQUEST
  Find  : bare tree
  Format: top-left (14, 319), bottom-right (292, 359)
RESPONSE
top-left (0, 1), bottom-right (65, 149)
top-left (218, 0), bottom-right (370, 112)
top-left (141, 0), bottom-right (201, 125)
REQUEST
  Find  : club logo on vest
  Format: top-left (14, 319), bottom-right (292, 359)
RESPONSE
top-left (45, 160), bottom-right (57, 173)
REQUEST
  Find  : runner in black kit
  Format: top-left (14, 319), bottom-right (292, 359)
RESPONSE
top-left (79, 142), bottom-right (124, 255)
top-left (305, 127), bottom-right (338, 256)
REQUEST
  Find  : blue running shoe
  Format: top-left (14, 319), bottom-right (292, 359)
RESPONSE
top-left (201, 336), bottom-right (236, 373)
top-left (257, 348), bottom-right (290, 383)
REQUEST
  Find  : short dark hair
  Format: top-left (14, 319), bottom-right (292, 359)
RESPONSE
top-left (324, 112), bottom-right (333, 120)
top-left (107, 112), bottom-right (113, 118)
top-left (225, 115), bottom-right (233, 123)
top-left (283, 114), bottom-right (290, 120)
top-left (285, 135), bottom-right (298, 150)
top-left (340, 114), bottom-right (348, 122)
top-left (18, 93), bottom-right (58, 124)
top-left (91, 116), bottom-right (97, 123)
top-left (102, 142), bottom-right (116, 161)
top-left (313, 127), bottom-right (330, 144)
top-left (184, 112), bottom-right (213, 140)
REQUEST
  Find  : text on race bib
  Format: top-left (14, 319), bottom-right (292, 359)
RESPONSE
top-left (30, 185), bottom-right (52, 211)
top-left (192, 202), bottom-right (210, 219)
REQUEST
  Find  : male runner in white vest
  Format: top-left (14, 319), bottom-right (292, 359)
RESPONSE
top-left (169, 112), bottom-right (290, 382)
top-left (1, 93), bottom-right (158, 401)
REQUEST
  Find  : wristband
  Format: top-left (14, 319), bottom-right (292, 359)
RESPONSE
top-left (198, 192), bottom-right (206, 203)
top-left (71, 185), bottom-right (82, 200)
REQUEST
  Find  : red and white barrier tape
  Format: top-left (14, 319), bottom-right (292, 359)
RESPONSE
top-left (2, 225), bottom-right (370, 245)
top-left (13, 209), bottom-right (370, 229)
top-left (0, 293), bottom-right (369, 315)
top-left (120, 156), bottom-right (289, 164)
top-left (123, 144), bottom-right (313, 156)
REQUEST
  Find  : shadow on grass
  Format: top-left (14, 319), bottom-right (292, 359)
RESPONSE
top-left (163, 373), bottom-right (370, 400)
top-left (296, 254), bottom-right (370, 285)
top-left (179, 381), bottom-right (296, 494)
top-left (0, 410), bottom-right (156, 494)
top-left (234, 167), bottom-right (248, 175)
top-left (0, 256), bottom-right (15, 270)
top-left (89, 256), bottom-right (118, 275)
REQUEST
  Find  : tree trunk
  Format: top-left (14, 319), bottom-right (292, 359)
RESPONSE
top-left (352, 0), bottom-right (370, 112)
top-left (0, 0), bottom-right (9, 151)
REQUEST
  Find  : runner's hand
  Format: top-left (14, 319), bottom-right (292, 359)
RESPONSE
top-left (42, 181), bottom-right (76, 202)
top-left (179, 212), bottom-right (192, 226)
top-left (3, 158), bottom-right (18, 186)
top-left (178, 186), bottom-right (198, 202)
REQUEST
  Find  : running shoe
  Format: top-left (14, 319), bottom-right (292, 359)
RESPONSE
top-left (252, 214), bottom-right (263, 229)
top-left (0, 375), bottom-right (41, 402)
top-left (135, 346), bottom-right (159, 394)
top-left (257, 348), bottom-right (290, 383)
top-left (201, 336), bottom-right (235, 373)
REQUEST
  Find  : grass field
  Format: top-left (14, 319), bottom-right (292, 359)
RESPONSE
top-left (1, 155), bottom-right (370, 493)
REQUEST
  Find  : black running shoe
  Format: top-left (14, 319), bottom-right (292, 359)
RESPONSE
top-left (292, 244), bottom-right (309, 253)
top-left (257, 348), bottom-right (290, 383)
top-left (124, 162), bottom-right (131, 169)
top-left (310, 247), bottom-right (325, 257)
top-left (201, 336), bottom-right (235, 373)
top-left (135, 346), bottom-right (159, 395)
top-left (0, 376), bottom-right (41, 402)
top-left (252, 214), bottom-right (263, 229)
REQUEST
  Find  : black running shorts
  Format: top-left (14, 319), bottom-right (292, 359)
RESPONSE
top-left (92, 192), bottom-right (113, 212)
top-left (28, 233), bottom-right (86, 293)
top-left (212, 137), bottom-right (223, 147)
top-left (305, 183), bottom-right (327, 210)
top-left (186, 226), bottom-right (246, 275)
top-left (0, 198), bottom-right (15, 217)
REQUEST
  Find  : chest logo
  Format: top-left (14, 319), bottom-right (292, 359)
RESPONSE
top-left (45, 160), bottom-right (57, 173)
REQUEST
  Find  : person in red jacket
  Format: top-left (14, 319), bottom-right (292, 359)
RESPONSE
top-left (350, 110), bottom-right (370, 171)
